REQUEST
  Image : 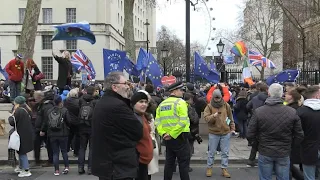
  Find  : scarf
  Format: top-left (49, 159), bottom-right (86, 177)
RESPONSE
top-left (211, 99), bottom-right (224, 108)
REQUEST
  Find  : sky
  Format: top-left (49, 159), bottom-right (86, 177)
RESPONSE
top-left (156, 0), bottom-right (245, 56)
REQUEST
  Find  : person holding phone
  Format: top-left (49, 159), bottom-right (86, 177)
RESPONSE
top-left (203, 89), bottom-right (235, 178)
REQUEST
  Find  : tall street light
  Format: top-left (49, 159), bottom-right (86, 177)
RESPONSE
top-left (185, 0), bottom-right (191, 82)
top-left (161, 44), bottom-right (169, 76)
top-left (144, 19), bottom-right (150, 53)
top-left (216, 39), bottom-right (226, 82)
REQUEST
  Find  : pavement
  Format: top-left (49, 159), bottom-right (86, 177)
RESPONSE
top-left (0, 134), bottom-right (252, 165)
top-left (0, 165), bottom-right (266, 180)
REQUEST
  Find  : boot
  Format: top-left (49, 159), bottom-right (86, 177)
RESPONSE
top-left (206, 168), bottom-right (212, 177)
top-left (222, 168), bottom-right (231, 178)
top-left (78, 167), bottom-right (85, 175)
top-left (87, 168), bottom-right (92, 175)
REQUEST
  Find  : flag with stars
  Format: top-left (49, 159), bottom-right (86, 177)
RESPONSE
top-left (145, 52), bottom-right (163, 88)
top-left (124, 56), bottom-right (139, 76)
top-left (194, 52), bottom-right (220, 83)
top-left (266, 69), bottom-right (299, 85)
top-left (103, 49), bottom-right (126, 77)
top-left (136, 48), bottom-right (149, 71)
top-left (209, 60), bottom-right (217, 72)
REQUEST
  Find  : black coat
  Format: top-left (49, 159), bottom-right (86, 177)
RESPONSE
top-left (247, 98), bottom-right (304, 158)
top-left (297, 104), bottom-right (320, 165)
top-left (53, 56), bottom-right (73, 88)
top-left (78, 94), bottom-right (97, 133)
top-left (31, 66), bottom-right (42, 90)
top-left (287, 102), bottom-right (301, 164)
top-left (44, 106), bottom-right (71, 137)
top-left (91, 90), bottom-right (143, 179)
top-left (8, 106), bottom-right (34, 155)
top-left (194, 96), bottom-right (207, 118)
top-left (64, 97), bottom-right (80, 126)
top-left (188, 104), bottom-right (199, 139)
top-left (234, 98), bottom-right (249, 122)
top-left (34, 92), bottom-right (55, 132)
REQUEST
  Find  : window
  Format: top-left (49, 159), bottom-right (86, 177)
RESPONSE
top-left (121, 16), bottom-right (123, 26)
top-left (140, 20), bottom-right (142, 27)
top-left (19, 8), bottom-right (26, 24)
top-left (135, 16), bottom-right (137, 23)
top-left (41, 57), bottom-right (53, 80)
top-left (42, 8), bottom-right (52, 23)
top-left (118, 13), bottom-right (120, 24)
top-left (66, 40), bottom-right (77, 50)
top-left (118, 0), bottom-right (119, 8)
top-left (135, 28), bottom-right (137, 36)
top-left (271, 43), bottom-right (280, 51)
top-left (121, 1), bottom-right (123, 10)
top-left (143, 11), bottom-right (144, 17)
top-left (138, 30), bottom-right (140, 38)
top-left (256, 33), bottom-right (262, 40)
top-left (42, 35), bottom-right (52, 49)
top-left (66, 8), bottom-right (76, 23)
top-left (138, 18), bottom-right (139, 26)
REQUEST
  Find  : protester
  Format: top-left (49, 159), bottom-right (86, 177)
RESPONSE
top-left (247, 83), bottom-right (304, 180)
top-left (44, 95), bottom-right (71, 176)
top-left (297, 85), bottom-right (320, 180)
top-left (204, 89), bottom-right (235, 178)
top-left (91, 72), bottom-right (143, 180)
top-left (8, 96), bottom-right (34, 177)
top-left (5, 54), bottom-right (24, 101)
top-left (234, 90), bottom-right (248, 139)
top-left (52, 51), bottom-right (73, 94)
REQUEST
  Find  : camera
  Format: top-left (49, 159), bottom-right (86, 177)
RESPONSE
top-left (194, 134), bottom-right (203, 144)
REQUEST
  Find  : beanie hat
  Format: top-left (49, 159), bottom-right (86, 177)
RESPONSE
top-left (54, 94), bottom-right (62, 105)
top-left (212, 89), bottom-right (222, 98)
top-left (131, 92), bottom-right (148, 106)
top-left (14, 96), bottom-right (26, 105)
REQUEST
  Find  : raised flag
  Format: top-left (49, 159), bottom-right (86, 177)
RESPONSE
top-left (136, 48), bottom-right (148, 71)
top-left (145, 52), bottom-right (163, 88)
top-left (124, 57), bottom-right (139, 76)
top-left (194, 52), bottom-right (219, 83)
top-left (71, 49), bottom-right (96, 79)
top-left (266, 69), bottom-right (299, 85)
top-left (242, 58), bottom-right (254, 85)
top-left (248, 50), bottom-right (263, 66)
top-left (262, 57), bottom-right (276, 69)
top-left (103, 49), bottom-right (126, 77)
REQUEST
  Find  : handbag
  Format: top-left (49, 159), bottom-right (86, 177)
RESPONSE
top-left (8, 116), bottom-right (20, 151)
top-left (34, 72), bottom-right (45, 81)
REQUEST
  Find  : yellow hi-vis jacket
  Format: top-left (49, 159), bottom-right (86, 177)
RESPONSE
top-left (155, 96), bottom-right (190, 139)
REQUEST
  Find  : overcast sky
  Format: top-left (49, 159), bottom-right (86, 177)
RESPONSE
top-left (156, 0), bottom-right (244, 56)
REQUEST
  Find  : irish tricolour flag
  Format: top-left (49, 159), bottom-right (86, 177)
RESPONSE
top-left (242, 59), bottom-right (254, 85)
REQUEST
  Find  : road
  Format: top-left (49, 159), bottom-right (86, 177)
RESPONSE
top-left (0, 165), bottom-right (265, 180)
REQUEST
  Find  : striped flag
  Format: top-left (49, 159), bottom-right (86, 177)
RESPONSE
top-left (71, 49), bottom-right (96, 79)
top-left (242, 58), bottom-right (254, 85)
top-left (262, 57), bottom-right (276, 69)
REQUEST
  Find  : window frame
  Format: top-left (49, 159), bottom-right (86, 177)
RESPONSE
top-left (66, 8), bottom-right (76, 23)
top-left (42, 8), bottom-right (53, 24)
top-left (41, 56), bottom-right (53, 80)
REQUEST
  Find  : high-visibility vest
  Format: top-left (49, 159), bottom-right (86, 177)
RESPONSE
top-left (155, 96), bottom-right (190, 139)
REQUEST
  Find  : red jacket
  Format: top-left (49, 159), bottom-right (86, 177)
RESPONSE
top-left (6, 59), bottom-right (24, 82)
top-left (136, 115), bottom-right (153, 164)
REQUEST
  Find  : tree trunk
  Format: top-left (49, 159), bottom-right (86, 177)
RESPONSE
top-left (260, 66), bottom-right (265, 80)
top-left (17, 0), bottom-right (42, 61)
top-left (123, 0), bottom-right (136, 61)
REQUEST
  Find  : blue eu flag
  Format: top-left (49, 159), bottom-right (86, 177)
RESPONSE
top-left (266, 69), bottom-right (299, 85)
top-left (103, 49), bottom-right (126, 77)
top-left (51, 21), bottom-right (96, 44)
top-left (124, 57), bottom-right (139, 76)
top-left (194, 52), bottom-right (220, 83)
top-left (145, 52), bottom-right (163, 88)
top-left (136, 48), bottom-right (148, 71)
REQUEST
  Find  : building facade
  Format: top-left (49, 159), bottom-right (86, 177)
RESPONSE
top-left (0, 0), bottom-right (156, 80)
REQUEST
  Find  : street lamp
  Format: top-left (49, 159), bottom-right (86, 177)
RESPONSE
top-left (216, 39), bottom-right (226, 82)
top-left (144, 19), bottom-right (150, 53)
top-left (161, 45), bottom-right (169, 76)
top-left (216, 39), bottom-right (225, 54)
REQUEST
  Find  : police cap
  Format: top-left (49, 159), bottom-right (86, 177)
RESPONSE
top-left (167, 82), bottom-right (184, 92)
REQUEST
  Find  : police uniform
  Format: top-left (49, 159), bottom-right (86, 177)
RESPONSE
top-left (155, 82), bottom-right (191, 180)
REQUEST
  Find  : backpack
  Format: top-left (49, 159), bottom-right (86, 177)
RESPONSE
top-left (48, 107), bottom-right (64, 131)
top-left (79, 101), bottom-right (94, 126)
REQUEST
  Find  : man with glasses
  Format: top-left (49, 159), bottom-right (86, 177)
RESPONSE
top-left (91, 72), bottom-right (143, 180)
top-left (155, 82), bottom-right (191, 180)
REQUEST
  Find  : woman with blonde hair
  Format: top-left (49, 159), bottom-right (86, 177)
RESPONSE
top-left (52, 51), bottom-right (73, 94)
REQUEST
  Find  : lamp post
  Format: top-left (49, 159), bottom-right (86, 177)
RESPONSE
top-left (216, 39), bottom-right (226, 82)
top-left (185, 0), bottom-right (191, 82)
top-left (161, 45), bottom-right (169, 76)
top-left (144, 19), bottom-right (150, 53)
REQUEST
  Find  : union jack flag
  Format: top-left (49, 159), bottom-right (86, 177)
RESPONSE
top-left (248, 50), bottom-right (263, 66)
top-left (71, 49), bottom-right (96, 79)
top-left (262, 57), bottom-right (276, 69)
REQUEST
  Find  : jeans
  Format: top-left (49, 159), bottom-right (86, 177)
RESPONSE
top-left (237, 120), bottom-right (247, 138)
top-left (302, 150), bottom-right (320, 180)
top-left (68, 126), bottom-right (80, 155)
top-left (9, 80), bottom-right (21, 101)
top-left (249, 143), bottom-right (258, 162)
top-left (207, 133), bottom-right (231, 168)
top-left (50, 137), bottom-right (69, 171)
top-left (19, 154), bottom-right (29, 170)
top-left (258, 154), bottom-right (290, 180)
top-left (78, 131), bottom-right (92, 169)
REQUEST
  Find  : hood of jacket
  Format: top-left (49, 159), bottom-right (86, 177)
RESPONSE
top-left (303, 99), bottom-right (320, 110)
top-left (82, 93), bottom-right (94, 102)
top-left (265, 97), bottom-right (283, 106)
top-left (257, 92), bottom-right (268, 101)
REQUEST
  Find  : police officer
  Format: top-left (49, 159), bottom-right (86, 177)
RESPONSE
top-left (155, 82), bottom-right (190, 180)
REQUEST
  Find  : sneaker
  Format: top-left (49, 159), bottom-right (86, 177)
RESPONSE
top-left (14, 167), bottom-right (22, 173)
top-left (18, 170), bottom-right (32, 177)
top-left (78, 167), bottom-right (85, 175)
top-left (246, 161), bottom-right (258, 167)
top-left (87, 168), bottom-right (92, 175)
top-left (62, 168), bottom-right (69, 174)
top-left (206, 168), bottom-right (212, 177)
top-left (216, 151), bottom-right (221, 155)
top-left (221, 168), bottom-right (231, 178)
top-left (54, 170), bottom-right (60, 176)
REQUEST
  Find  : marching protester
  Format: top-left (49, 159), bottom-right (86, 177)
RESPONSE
top-left (247, 83), bottom-right (304, 180)
top-left (204, 89), bottom-right (235, 178)
top-left (8, 96), bottom-right (34, 177)
top-left (155, 82), bottom-right (191, 180)
top-left (52, 51), bottom-right (73, 94)
top-left (91, 72), bottom-right (143, 180)
top-left (44, 95), bottom-right (71, 176)
top-left (233, 90), bottom-right (248, 139)
top-left (297, 85), bottom-right (320, 180)
top-left (5, 54), bottom-right (24, 101)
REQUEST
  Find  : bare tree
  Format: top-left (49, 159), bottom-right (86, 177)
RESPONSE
top-left (239, 0), bottom-right (283, 79)
top-left (17, 0), bottom-right (42, 61)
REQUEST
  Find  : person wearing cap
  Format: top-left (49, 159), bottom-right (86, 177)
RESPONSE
top-left (6, 54), bottom-right (25, 101)
top-left (155, 81), bottom-right (191, 180)
top-left (203, 89), bottom-right (235, 178)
